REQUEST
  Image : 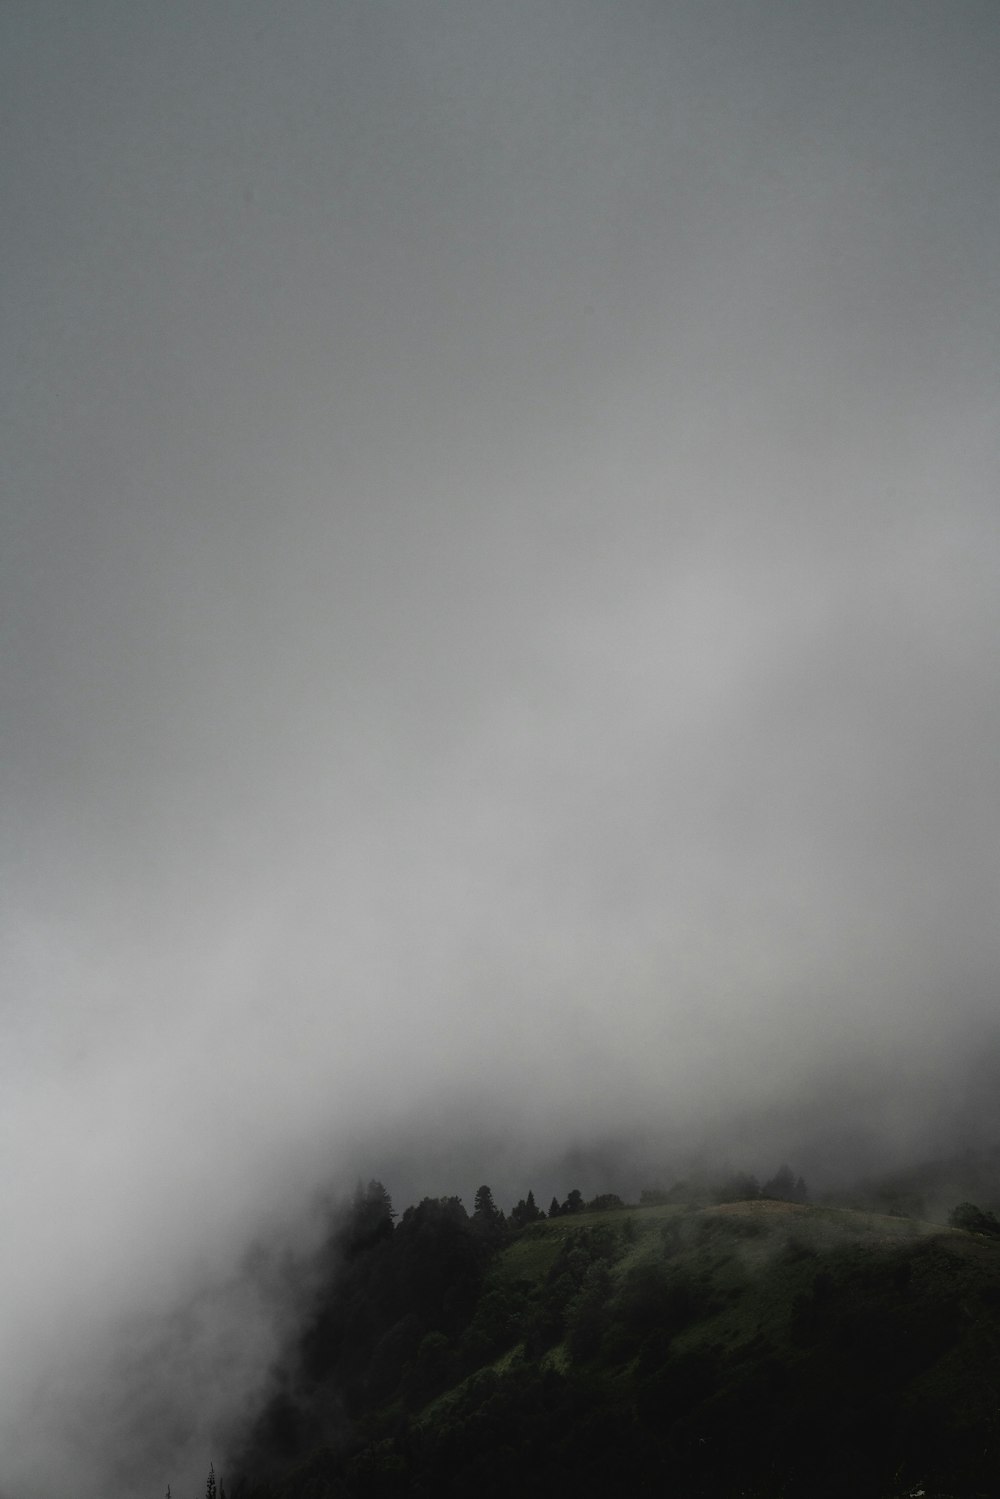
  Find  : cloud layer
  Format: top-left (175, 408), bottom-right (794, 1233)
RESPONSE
top-left (2, 3), bottom-right (999, 1493)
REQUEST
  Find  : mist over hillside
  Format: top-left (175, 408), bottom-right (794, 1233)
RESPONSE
top-left (2, 2), bottom-right (999, 1495)
top-left (219, 1172), bottom-right (1000, 1498)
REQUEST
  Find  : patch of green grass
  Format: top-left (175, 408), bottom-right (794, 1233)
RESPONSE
top-left (492, 1223), bottom-right (565, 1283)
top-left (541, 1341), bottom-right (569, 1373)
top-left (493, 1203), bottom-right (681, 1285)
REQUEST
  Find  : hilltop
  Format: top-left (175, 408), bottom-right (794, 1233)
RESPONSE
top-left (221, 1170), bottom-right (1000, 1499)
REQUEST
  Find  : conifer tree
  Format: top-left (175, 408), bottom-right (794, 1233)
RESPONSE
top-left (763, 1164), bottom-right (797, 1201)
top-left (472, 1184), bottom-right (505, 1238)
top-left (205, 1463), bottom-right (217, 1499)
top-left (473, 1184), bottom-right (500, 1220)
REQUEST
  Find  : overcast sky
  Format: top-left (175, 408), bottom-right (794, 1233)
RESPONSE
top-left (2, 2), bottom-right (999, 1493)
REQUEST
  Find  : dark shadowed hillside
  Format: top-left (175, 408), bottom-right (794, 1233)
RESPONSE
top-left (221, 1165), bottom-right (1000, 1499)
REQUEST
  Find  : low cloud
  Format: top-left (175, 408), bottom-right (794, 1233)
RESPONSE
top-left (2, 1), bottom-right (999, 1493)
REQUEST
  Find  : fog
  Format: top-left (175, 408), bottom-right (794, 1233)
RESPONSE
top-left (2, 2), bottom-right (999, 1493)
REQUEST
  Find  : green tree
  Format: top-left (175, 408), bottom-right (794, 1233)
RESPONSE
top-left (566, 1261), bottom-right (614, 1361)
top-left (405, 1330), bottom-right (452, 1404)
top-left (473, 1184), bottom-right (499, 1218)
top-left (510, 1189), bottom-right (544, 1229)
top-left (472, 1184), bottom-right (505, 1239)
top-left (205, 1464), bottom-right (217, 1499)
top-left (714, 1171), bottom-right (760, 1203)
top-left (347, 1179), bottom-right (397, 1252)
top-left (763, 1165), bottom-right (806, 1202)
top-left (948, 1201), bottom-right (1000, 1236)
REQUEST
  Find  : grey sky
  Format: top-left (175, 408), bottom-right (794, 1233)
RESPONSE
top-left (2, 3), bottom-right (999, 1494)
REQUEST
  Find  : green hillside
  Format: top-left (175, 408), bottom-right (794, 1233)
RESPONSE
top-left (227, 1186), bottom-right (1000, 1499)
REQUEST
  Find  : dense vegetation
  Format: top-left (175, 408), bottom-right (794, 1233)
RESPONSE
top-left (191, 1159), bottom-right (1000, 1499)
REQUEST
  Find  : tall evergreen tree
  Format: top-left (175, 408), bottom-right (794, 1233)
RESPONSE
top-left (763, 1165), bottom-right (798, 1201)
top-left (205, 1463), bottom-right (217, 1499)
top-left (472, 1184), bottom-right (505, 1239)
top-left (473, 1181), bottom-right (509, 1241)
top-left (509, 1190), bottom-right (544, 1229)
top-left (473, 1184), bottom-right (499, 1219)
top-left (346, 1179), bottom-right (397, 1252)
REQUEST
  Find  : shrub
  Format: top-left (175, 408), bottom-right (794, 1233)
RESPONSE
top-left (947, 1201), bottom-right (1000, 1237)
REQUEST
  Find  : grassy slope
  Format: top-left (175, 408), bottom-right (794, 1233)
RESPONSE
top-left (413, 1201), bottom-right (1000, 1496)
